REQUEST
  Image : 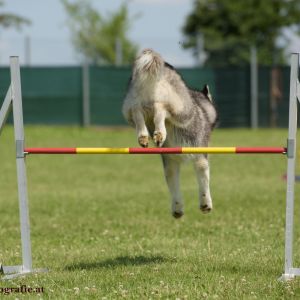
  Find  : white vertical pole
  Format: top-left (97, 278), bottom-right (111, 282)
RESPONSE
top-left (115, 38), bottom-right (122, 66)
top-left (82, 62), bottom-right (90, 127)
top-left (196, 32), bottom-right (207, 67)
top-left (10, 56), bottom-right (32, 273)
top-left (282, 53), bottom-right (299, 279)
top-left (250, 45), bottom-right (258, 129)
top-left (24, 36), bottom-right (31, 66)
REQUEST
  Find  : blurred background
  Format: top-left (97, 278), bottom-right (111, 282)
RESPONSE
top-left (1, 0), bottom-right (300, 127)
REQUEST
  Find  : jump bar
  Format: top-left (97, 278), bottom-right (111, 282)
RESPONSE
top-left (24, 147), bottom-right (287, 155)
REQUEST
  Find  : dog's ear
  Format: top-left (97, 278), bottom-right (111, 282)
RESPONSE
top-left (202, 84), bottom-right (212, 102)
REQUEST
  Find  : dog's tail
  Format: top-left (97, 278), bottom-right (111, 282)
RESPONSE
top-left (133, 49), bottom-right (164, 81)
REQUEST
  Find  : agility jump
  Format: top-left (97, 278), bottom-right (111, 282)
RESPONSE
top-left (24, 147), bottom-right (286, 154)
top-left (0, 54), bottom-right (299, 280)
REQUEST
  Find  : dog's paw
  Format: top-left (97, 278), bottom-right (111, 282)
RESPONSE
top-left (153, 131), bottom-right (166, 147)
top-left (138, 135), bottom-right (149, 148)
top-left (200, 204), bottom-right (212, 214)
top-left (172, 211), bottom-right (184, 219)
top-left (200, 193), bottom-right (212, 214)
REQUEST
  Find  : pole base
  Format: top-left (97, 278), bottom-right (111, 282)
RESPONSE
top-left (1, 264), bottom-right (48, 280)
top-left (279, 268), bottom-right (300, 281)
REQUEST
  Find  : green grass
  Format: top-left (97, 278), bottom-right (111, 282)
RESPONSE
top-left (1, 126), bottom-right (300, 299)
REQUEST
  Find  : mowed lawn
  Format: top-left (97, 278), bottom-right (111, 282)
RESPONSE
top-left (1, 126), bottom-right (300, 299)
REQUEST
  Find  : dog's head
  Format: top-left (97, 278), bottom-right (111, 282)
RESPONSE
top-left (132, 49), bottom-right (164, 82)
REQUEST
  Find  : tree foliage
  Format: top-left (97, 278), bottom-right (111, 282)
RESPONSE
top-left (61, 0), bottom-right (138, 65)
top-left (0, 0), bottom-right (30, 29)
top-left (183, 0), bottom-right (300, 66)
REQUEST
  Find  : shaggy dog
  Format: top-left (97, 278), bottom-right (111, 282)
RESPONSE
top-left (122, 49), bottom-right (217, 218)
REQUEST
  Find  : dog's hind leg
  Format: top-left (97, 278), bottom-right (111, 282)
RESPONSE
top-left (161, 155), bottom-right (184, 218)
top-left (194, 155), bottom-right (212, 213)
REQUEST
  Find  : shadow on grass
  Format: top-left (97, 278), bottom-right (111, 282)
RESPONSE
top-left (65, 255), bottom-right (170, 271)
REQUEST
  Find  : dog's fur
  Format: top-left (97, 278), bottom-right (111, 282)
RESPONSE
top-left (122, 49), bottom-right (217, 218)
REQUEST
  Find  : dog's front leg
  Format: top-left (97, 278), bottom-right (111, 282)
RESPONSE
top-left (132, 109), bottom-right (149, 147)
top-left (153, 103), bottom-right (167, 147)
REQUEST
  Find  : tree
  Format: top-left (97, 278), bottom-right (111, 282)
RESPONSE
top-left (61, 0), bottom-right (138, 65)
top-left (183, 0), bottom-right (300, 66)
top-left (0, 0), bottom-right (30, 29)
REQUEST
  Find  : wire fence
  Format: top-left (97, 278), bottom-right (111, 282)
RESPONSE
top-left (0, 64), bottom-right (291, 128)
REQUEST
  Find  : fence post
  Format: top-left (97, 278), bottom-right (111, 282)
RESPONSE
top-left (115, 38), bottom-right (123, 66)
top-left (250, 45), bottom-right (258, 128)
top-left (196, 32), bottom-right (207, 67)
top-left (24, 36), bottom-right (31, 66)
top-left (82, 62), bottom-right (91, 127)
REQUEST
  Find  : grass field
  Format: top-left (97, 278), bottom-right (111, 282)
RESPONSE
top-left (1, 126), bottom-right (300, 299)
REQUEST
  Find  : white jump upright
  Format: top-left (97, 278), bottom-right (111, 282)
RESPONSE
top-left (280, 52), bottom-right (300, 281)
top-left (0, 57), bottom-right (46, 279)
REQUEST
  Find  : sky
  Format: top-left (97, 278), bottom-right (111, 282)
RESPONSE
top-left (0, 0), bottom-right (196, 66)
top-left (1, 0), bottom-right (299, 67)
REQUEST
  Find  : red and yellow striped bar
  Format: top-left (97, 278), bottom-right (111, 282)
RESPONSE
top-left (235, 147), bottom-right (286, 154)
top-left (24, 147), bottom-right (287, 155)
top-left (77, 148), bottom-right (130, 154)
top-left (25, 147), bottom-right (77, 154)
top-left (182, 147), bottom-right (236, 154)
